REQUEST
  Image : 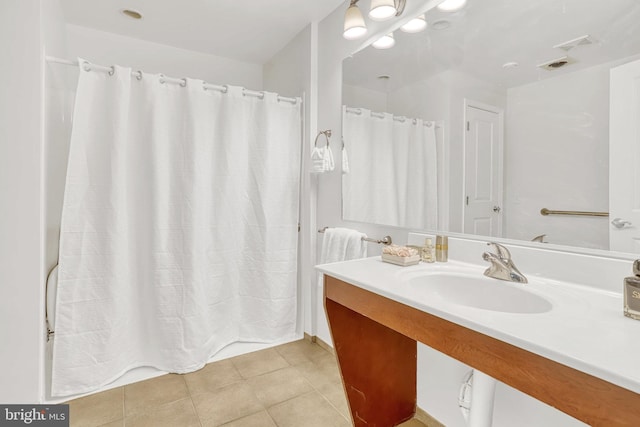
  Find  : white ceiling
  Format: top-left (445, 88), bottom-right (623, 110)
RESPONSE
top-left (59, 0), bottom-right (346, 64)
top-left (344, 0), bottom-right (640, 92)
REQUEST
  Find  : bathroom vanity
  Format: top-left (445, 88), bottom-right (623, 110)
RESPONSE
top-left (318, 257), bottom-right (640, 427)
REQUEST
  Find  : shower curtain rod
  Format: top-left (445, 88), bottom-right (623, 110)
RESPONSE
top-left (45, 56), bottom-right (300, 105)
top-left (345, 106), bottom-right (439, 128)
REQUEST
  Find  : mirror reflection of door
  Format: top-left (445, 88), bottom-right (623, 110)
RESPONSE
top-left (610, 58), bottom-right (640, 253)
top-left (463, 100), bottom-right (504, 237)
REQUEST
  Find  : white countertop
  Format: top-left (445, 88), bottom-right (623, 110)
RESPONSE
top-left (317, 256), bottom-right (640, 395)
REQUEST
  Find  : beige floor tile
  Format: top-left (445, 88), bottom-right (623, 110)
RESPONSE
top-left (68, 387), bottom-right (124, 427)
top-left (231, 348), bottom-right (289, 378)
top-left (314, 352), bottom-right (339, 369)
top-left (246, 366), bottom-right (313, 407)
top-left (124, 374), bottom-right (189, 417)
top-left (192, 382), bottom-right (264, 426)
top-left (316, 382), bottom-right (350, 419)
top-left (274, 340), bottom-right (329, 365)
top-left (398, 418), bottom-right (428, 427)
top-left (124, 398), bottom-right (200, 427)
top-left (415, 409), bottom-right (446, 427)
top-left (218, 410), bottom-right (277, 427)
top-left (294, 353), bottom-right (342, 390)
top-left (268, 391), bottom-right (350, 427)
top-left (183, 359), bottom-right (243, 395)
top-left (97, 420), bottom-right (124, 427)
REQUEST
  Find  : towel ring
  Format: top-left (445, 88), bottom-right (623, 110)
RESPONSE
top-left (314, 130), bottom-right (332, 148)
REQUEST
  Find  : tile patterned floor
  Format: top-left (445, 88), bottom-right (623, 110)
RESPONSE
top-left (67, 339), bottom-right (428, 427)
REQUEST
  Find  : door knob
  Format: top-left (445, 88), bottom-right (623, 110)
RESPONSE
top-left (612, 218), bottom-right (633, 229)
top-left (493, 206), bottom-right (501, 213)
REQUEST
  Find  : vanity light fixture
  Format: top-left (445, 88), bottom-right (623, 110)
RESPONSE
top-left (436, 0), bottom-right (467, 12)
top-left (344, 0), bottom-right (368, 40)
top-left (372, 33), bottom-right (395, 49)
top-left (400, 14), bottom-right (427, 33)
top-left (343, 0), bottom-right (408, 39)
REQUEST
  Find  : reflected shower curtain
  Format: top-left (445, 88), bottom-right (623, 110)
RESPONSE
top-left (52, 61), bottom-right (301, 396)
top-left (342, 107), bottom-right (438, 229)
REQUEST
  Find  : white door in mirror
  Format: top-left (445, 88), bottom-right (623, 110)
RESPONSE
top-left (463, 102), bottom-right (503, 237)
top-left (610, 59), bottom-right (640, 252)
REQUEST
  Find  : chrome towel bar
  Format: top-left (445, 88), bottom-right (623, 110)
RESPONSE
top-left (318, 227), bottom-right (392, 245)
top-left (540, 208), bottom-right (609, 217)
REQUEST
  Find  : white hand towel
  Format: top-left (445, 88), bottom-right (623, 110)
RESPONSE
top-left (311, 146), bottom-right (326, 173)
top-left (324, 145), bottom-right (335, 172)
top-left (341, 144), bottom-right (350, 175)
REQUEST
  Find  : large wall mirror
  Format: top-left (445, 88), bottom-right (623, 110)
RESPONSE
top-left (342, 0), bottom-right (640, 254)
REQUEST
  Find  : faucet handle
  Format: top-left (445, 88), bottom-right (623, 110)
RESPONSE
top-left (487, 242), bottom-right (511, 260)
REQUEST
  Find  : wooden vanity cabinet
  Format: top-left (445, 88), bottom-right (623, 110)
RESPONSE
top-left (324, 275), bottom-right (640, 427)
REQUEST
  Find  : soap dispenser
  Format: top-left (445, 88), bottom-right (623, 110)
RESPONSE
top-left (624, 260), bottom-right (640, 320)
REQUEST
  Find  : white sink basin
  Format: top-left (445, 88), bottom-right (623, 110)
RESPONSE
top-left (406, 272), bottom-right (553, 314)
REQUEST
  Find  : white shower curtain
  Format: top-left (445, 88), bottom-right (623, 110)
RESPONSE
top-left (52, 61), bottom-right (301, 396)
top-left (342, 107), bottom-right (438, 229)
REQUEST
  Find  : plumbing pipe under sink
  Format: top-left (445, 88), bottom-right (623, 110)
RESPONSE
top-left (459, 369), bottom-right (497, 427)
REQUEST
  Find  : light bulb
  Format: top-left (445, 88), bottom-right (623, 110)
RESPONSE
top-left (372, 33), bottom-right (395, 49)
top-left (369, 0), bottom-right (397, 21)
top-left (400, 15), bottom-right (427, 33)
top-left (437, 0), bottom-right (467, 12)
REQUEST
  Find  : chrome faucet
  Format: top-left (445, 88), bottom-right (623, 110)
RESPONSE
top-left (482, 242), bottom-right (528, 284)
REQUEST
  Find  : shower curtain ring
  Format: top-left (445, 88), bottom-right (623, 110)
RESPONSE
top-left (108, 66), bottom-right (115, 76)
top-left (82, 61), bottom-right (91, 72)
top-left (135, 71), bottom-right (143, 80)
top-left (159, 74), bottom-right (166, 84)
top-left (180, 78), bottom-right (187, 87)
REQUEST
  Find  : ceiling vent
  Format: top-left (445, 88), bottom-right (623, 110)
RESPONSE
top-left (553, 35), bottom-right (595, 52)
top-left (537, 55), bottom-right (576, 71)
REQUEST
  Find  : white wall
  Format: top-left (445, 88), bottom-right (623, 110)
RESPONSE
top-left (66, 25), bottom-right (263, 89)
top-left (342, 84), bottom-right (387, 112)
top-left (314, 1), bottom-right (586, 426)
top-left (505, 62), bottom-right (611, 249)
top-left (0, 0), bottom-right (45, 403)
top-left (263, 24), bottom-right (315, 336)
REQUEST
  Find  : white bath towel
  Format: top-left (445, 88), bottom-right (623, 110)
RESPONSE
top-left (315, 227), bottom-right (367, 344)
top-left (317, 227), bottom-right (367, 304)
top-left (319, 227), bottom-right (367, 265)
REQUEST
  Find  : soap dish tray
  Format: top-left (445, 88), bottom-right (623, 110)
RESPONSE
top-left (381, 253), bottom-right (421, 267)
